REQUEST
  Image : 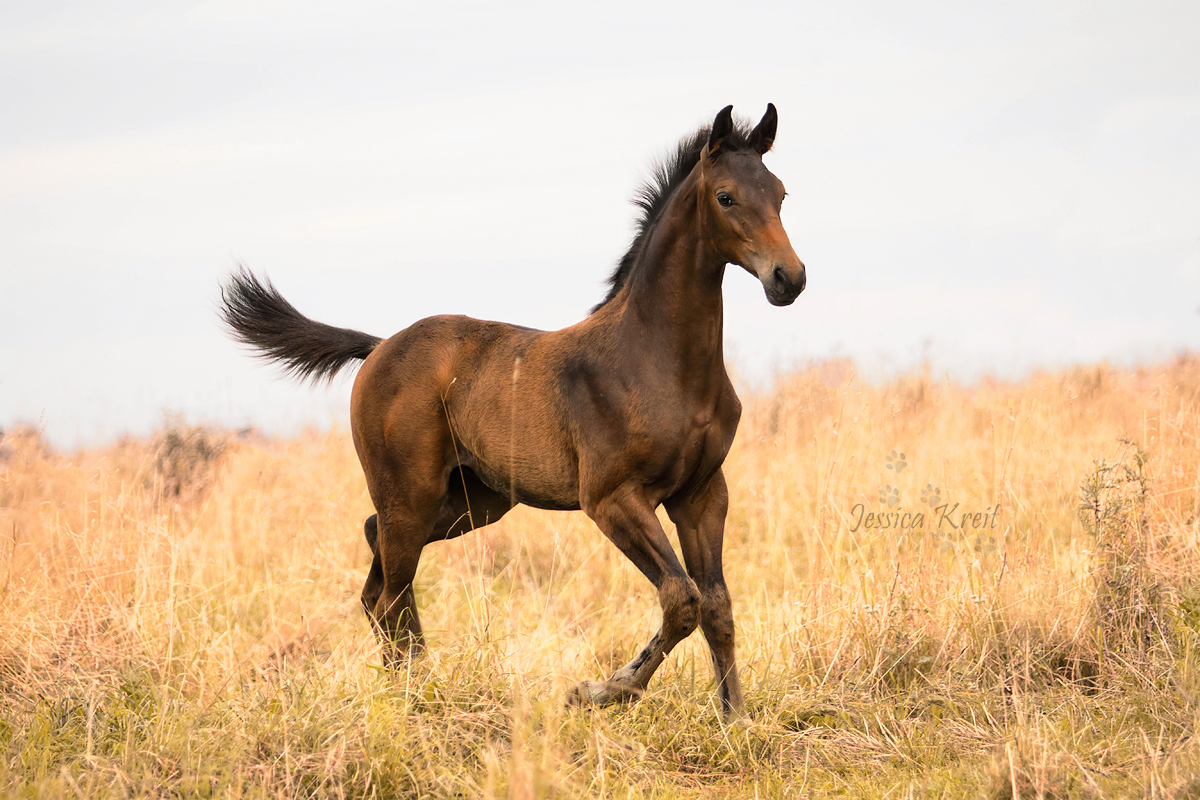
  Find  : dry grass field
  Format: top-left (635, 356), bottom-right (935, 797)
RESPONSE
top-left (2, 358), bottom-right (1200, 798)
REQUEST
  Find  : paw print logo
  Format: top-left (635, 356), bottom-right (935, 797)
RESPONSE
top-left (971, 534), bottom-right (996, 557)
top-left (887, 450), bottom-right (908, 474)
top-left (937, 529), bottom-right (955, 554)
top-left (878, 485), bottom-right (900, 508)
top-left (921, 484), bottom-right (942, 507)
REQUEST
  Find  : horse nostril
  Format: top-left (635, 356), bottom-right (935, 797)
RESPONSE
top-left (772, 264), bottom-right (786, 287)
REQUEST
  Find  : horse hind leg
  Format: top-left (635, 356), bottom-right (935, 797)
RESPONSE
top-left (427, 467), bottom-right (514, 541)
top-left (370, 505), bottom-right (432, 665)
top-left (361, 470), bottom-right (514, 664)
top-left (360, 514), bottom-right (385, 627)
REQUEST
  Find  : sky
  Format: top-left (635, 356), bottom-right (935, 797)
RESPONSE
top-left (2, 1), bottom-right (1198, 448)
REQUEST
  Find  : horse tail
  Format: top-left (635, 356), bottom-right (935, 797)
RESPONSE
top-left (219, 267), bottom-right (382, 384)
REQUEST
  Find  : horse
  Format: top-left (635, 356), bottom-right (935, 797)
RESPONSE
top-left (220, 104), bottom-right (805, 718)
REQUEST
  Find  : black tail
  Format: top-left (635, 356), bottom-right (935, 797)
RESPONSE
top-left (219, 268), bottom-right (382, 384)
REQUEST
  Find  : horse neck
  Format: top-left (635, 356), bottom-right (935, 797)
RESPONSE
top-left (620, 175), bottom-right (729, 388)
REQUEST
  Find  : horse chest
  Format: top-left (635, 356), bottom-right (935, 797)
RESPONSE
top-left (646, 393), bottom-right (739, 492)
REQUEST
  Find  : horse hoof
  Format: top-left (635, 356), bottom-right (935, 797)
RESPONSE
top-left (379, 640), bottom-right (426, 671)
top-left (722, 708), bottom-right (748, 726)
top-left (566, 680), bottom-right (643, 707)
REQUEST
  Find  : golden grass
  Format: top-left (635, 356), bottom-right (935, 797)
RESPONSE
top-left (2, 358), bottom-right (1200, 798)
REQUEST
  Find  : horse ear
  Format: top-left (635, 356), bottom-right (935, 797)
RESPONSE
top-left (707, 105), bottom-right (735, 158)
top-left (749, 103), bottom-right (777, 155)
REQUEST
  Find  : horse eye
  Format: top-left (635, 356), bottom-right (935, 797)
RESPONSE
top-left (717, 192), bottom-right (734, 207)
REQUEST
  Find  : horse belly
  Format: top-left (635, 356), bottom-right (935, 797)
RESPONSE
top-left (468, 454), bottom-right (581, 511)
top-left (455, 401), bottom-right (582, 512)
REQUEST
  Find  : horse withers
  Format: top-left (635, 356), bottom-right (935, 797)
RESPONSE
top-left (220, 104), bottom-right (805, 718)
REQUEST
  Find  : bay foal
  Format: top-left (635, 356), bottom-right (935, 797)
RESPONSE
top-left (221, 104), bottom-right (805, 717)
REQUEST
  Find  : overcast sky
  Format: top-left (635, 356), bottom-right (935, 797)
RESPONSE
top-left (2, 1), bottom-right (1198, 448)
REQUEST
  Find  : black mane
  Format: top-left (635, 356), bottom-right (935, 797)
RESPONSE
top-left (592, 116), bottom-right (756, 312)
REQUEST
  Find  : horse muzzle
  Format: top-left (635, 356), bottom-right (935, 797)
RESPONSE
top-left (763, 261), bottom-right (806, 306)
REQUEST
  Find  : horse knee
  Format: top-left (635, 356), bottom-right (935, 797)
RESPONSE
top-left (361, 555), bottom-right (384, 619)
top-left (700, 587), bottom-right (735, 646)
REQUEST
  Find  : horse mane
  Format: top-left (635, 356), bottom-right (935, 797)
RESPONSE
top-left (592, 116), bottom-right (756, 313)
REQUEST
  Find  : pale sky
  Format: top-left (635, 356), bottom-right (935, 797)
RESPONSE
top-left (2, 1), bottom-right (1198, 448)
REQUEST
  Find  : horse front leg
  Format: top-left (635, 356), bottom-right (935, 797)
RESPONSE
top-left (665, 470), bottom-right (744, 719)
top-left (569, 483), bottom-right (701, 707)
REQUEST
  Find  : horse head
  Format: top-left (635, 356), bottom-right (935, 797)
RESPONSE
top-left (699, 104), bottom-right (806, 306)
